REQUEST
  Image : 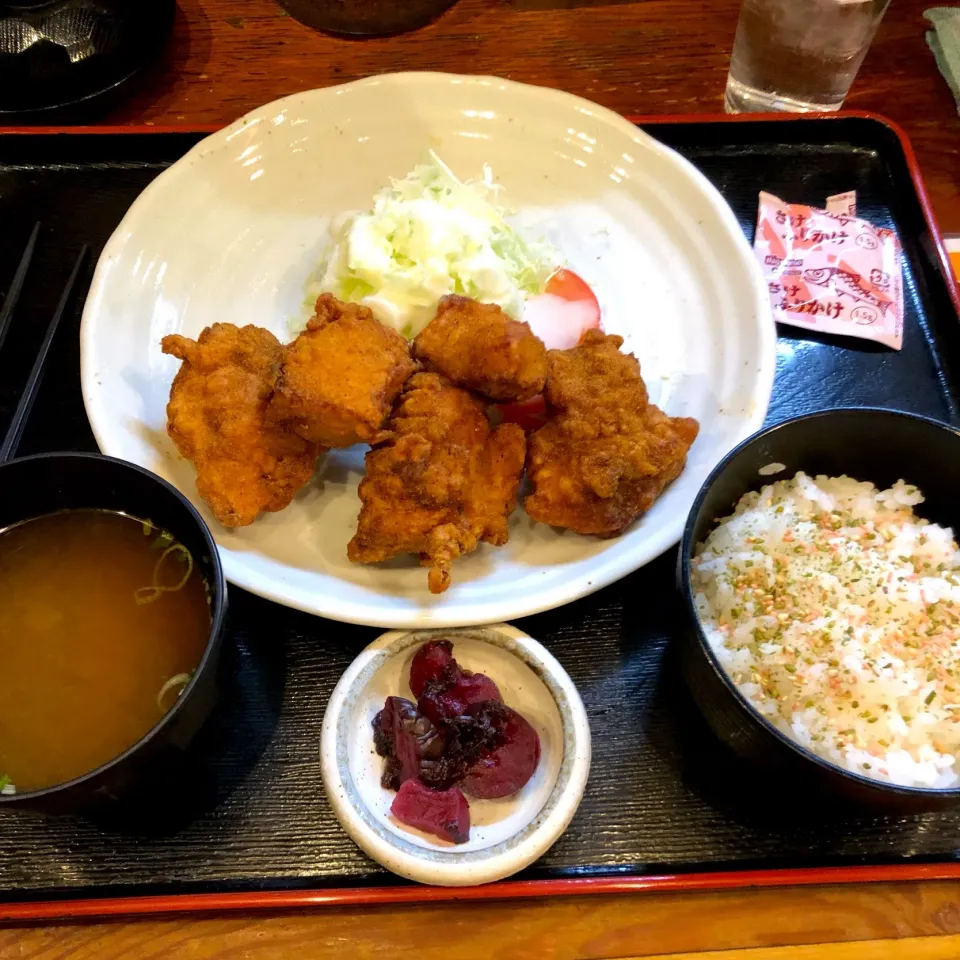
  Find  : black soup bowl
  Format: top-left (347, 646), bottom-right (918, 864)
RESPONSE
top-left (677, 408), bottom-right (960, 813)
top-left (0, 452), bottom-right (226, 814)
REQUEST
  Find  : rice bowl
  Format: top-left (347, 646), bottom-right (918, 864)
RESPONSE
top-left (692, 471), bottom-right (960, 789)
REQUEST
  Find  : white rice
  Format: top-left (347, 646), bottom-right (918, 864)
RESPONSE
top-left (691, 472), bottom-right (960, 788)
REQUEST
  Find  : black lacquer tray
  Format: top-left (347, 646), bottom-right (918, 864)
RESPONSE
top-left (0, 114), bottom-right (959, 920)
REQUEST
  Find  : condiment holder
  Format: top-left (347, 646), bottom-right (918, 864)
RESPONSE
top-left (320, 624), bottom-right (591, 885)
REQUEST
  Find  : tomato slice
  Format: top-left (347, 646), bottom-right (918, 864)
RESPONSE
top-left (522, 268), bottom-right (601, 350)
top-left (497, 395), bottom-right (548, 431)
top-left (545, 268), bottom-right (601, 308)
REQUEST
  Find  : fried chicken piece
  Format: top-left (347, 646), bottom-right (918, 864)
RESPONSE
top-left (413, 295), bottom-right (547, 402)
top-left (269, 293), bottom-right (416, 447)
top-left (162, 323), bottom-right (321, 528)
top-left (348, 372), bottom-right (526, 593)
top-left (525, 330), bottom-right (699, 537)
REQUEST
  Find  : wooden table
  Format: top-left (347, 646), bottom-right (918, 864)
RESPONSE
top-left (110, 0), bottom-right (960, 232)
top-left (5, 1), bottom-right (960, 956)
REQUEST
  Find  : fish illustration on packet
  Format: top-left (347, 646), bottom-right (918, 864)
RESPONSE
top-left (754, 191), bottom-right (904, 350)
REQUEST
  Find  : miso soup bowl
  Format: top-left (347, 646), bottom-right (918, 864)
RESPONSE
top-left (0, 452), bottom-right (227, 814)
top-left (677, 408), bottom-right (960, 813)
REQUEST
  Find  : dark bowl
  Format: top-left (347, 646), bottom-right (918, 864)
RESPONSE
top-left (677, 408), bottom-right (960, 813)
top-left (0, 451), bottom-right (226, 814)
top-left (276, 0), bottom-right (458, 37)
top-left (0, 0), bottom-right (175, 121)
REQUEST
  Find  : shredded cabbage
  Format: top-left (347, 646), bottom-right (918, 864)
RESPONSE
top-left (310, 152), bottom-right (556, 339)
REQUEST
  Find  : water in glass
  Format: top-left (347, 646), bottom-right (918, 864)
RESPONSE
top-left (725, 0), bottom-right (891, 113)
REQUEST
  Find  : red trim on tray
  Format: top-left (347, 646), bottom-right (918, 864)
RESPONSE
top-left (876, 119), bottom-right (960, 317)
top-left (0, 110), bottom-right (957, 923)
top-left (4, 863), bottom-right (960, 921)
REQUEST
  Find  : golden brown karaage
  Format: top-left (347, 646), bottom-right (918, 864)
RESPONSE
top-left (412, 295), bottom-right (547, 402)
top-left (162, 323), bottom-right (321, 528)
top-left (269, 293), bottom-right (416, 447)
top-left (347, 372), bottom-right (526, 593)
top-left (525, 330), bottom-right (699, 537)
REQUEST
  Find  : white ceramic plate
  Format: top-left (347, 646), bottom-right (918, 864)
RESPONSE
top-left (81, 72), bottom-right (775, 627)
top-left (319, 624), bottom-right (591, 886)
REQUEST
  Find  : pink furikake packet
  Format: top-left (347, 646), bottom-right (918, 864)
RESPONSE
top-left (754, 191), bottom-right (904, 350)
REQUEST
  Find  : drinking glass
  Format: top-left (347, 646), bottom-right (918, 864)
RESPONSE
top-left (725, 0), bottom-right (891, 113)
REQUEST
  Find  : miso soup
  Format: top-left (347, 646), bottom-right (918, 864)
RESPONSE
top-left (0, 509), bottom-right (210, 794)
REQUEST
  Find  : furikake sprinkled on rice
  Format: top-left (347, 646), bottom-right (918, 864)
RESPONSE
top-left (691, 472), bottom-right (960, 788)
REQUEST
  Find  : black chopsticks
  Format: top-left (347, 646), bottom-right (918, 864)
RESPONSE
top-left (0, 222), bottom-right (39, 357)
top-left (0, 236), bottom-right (89, 464)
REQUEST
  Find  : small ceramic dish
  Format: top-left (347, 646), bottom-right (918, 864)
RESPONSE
top-left (320, 624), bottom-right (591, 886)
